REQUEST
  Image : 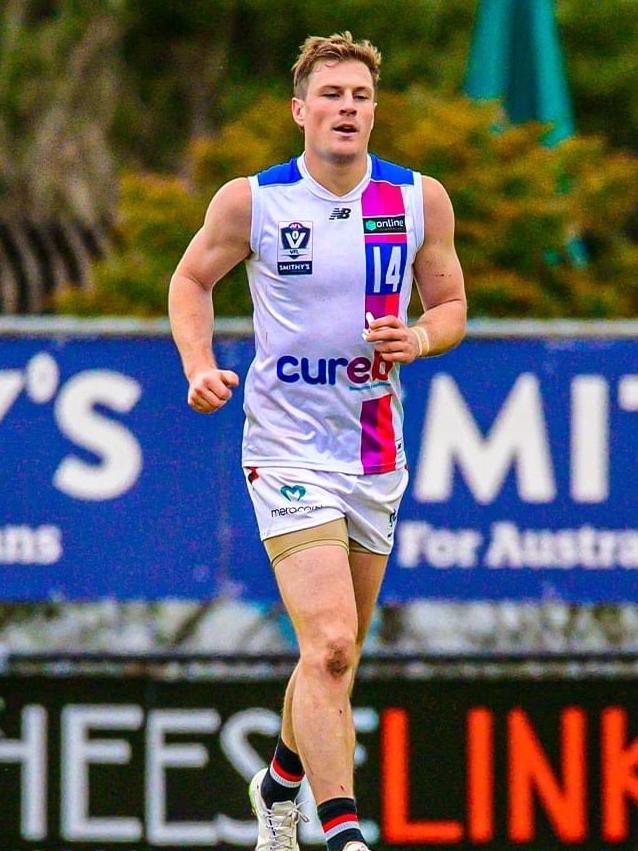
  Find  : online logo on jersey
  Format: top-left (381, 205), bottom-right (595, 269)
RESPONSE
top-left (278, 220), bottom-right (313, 275)
top-left (363, 214), bottom-right (406, 234)
top-left (276, 350), bottom-right (394, 388)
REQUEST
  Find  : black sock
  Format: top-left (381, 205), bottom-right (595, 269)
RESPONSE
top-left (318, 797), bottom-right (365, 851)
top-left (260, 737), bottom-right (305, 807)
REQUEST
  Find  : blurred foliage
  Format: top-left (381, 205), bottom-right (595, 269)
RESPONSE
top-left (13, 0), bottom-right (636, 173)
top-left (112, 0), bottom-right (477, 170)
top-left (557, 0), bottom-right (638, 153)
top-left (56, 172), bottom-right (203, 315)
top-left (0, 0), bottom-right (120, 223)
top-left (56, 90), bottom-right (638, 318)
top-left (107, 0), bottom-right (638, 169)
top-left (5, 0), bottom-right (638, 317)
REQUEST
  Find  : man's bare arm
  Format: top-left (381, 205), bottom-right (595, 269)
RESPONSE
top-left (365, 176), bottom-right (466, 363)
top-left (412, 176), bottom-right (466, 356)
top-left (168, 177), bottom-right (251, 412)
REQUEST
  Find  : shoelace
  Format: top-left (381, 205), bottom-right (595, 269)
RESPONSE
top-left (266, 802), bottom-right (309, 851)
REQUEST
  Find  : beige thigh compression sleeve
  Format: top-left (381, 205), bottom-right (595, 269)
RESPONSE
top-left (265, 518), bottom-right (349, 568)
top-left (348, 537), bottom-right (377, 555)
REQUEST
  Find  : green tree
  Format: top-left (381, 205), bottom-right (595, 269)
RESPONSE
top-left (0, 0), bottom-right (121, 224)
top-left (109, 0), bottom-right (638, 171)
top-left (108, 0), bottom-right (476, 170)
top-left (5, 1), bottom-right (638, 181)
top-left (56, 90), bottom-right (638, 319)
top-left (0, 0), bottom-right (124, 310)
top-left (113, 0), bottom-right (238, 170)
top-left (557, 0), bottom-right (638, 152)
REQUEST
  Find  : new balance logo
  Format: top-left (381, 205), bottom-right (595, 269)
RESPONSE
top-left (329, 207), bottom-right (351, 220)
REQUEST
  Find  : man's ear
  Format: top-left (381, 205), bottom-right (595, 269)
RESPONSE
top-left (291, 97), bottom-right (305, 130)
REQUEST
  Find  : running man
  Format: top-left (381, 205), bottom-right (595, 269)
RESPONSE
top-left (169, 31), bottom-right (466, 851)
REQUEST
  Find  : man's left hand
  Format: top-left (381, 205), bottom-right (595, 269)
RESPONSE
top-left (365, 315), bottom-right (423, 363)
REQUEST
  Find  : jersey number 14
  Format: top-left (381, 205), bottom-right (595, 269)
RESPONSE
top-left (371, 245), bottom-right (405, 293)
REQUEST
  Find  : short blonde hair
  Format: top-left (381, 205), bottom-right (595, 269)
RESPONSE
top-left (292, 31), bottom-right (382, 98)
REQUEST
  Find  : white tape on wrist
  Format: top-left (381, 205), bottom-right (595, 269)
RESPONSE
top-left (410, 325), bottom-right (430, 358)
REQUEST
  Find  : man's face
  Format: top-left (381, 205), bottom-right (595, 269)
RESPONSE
top-left (292, 59), bottom-right (376, 164)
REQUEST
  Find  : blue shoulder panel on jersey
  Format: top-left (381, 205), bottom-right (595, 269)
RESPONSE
top-left (257, 158), bottom-right (302, 187)
top-left (370, 155), bottom-right (414, 185)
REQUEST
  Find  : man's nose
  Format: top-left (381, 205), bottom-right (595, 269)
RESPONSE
top-left (340, 93), bottom-right (357, 113)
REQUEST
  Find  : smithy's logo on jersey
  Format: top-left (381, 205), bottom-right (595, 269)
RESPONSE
top-left (363, 214), bottom-right (406, 234)
top-left (278, 221), bottom-right (313, 276)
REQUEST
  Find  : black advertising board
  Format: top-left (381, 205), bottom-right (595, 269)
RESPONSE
top-left (2, 667), bottom-right (638, 849)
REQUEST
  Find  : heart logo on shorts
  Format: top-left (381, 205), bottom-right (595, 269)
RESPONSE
top-left (280, 484), bottom-right (306, 502)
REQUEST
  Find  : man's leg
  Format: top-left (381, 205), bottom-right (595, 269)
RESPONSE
top-left (249, 539), bottom-right (363, 851)
top-left (259, 520), bottom-right (349, 809)
top-left (281, 548), bottom-right (387, 751)
top-left (275, 543), bottom-right (359, 800)
top-left (275, 545), bottom-right (388, 851)
top-left (256, 666), bottom-right (304, 812)
top-left (348, 547), bottom-right (388, 653)
top-left (251, 514), bottom-right (388, 849)
top-left (279, 664), bottom-right (299, 750)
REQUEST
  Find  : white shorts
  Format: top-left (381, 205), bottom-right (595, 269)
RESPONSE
top-left (244, 465), bottom-right (409, 555)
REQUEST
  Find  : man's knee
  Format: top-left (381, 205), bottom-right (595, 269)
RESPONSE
top-left (325, 638), bottom-right (355, 678)
top-left (303, 632), bottom-right (357, 681)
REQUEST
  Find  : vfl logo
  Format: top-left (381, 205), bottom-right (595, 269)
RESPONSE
top-left (330, 207), bottom-right (351, 220)
top-left (280, 484), bottom-right (306, 502)
top-left (281, 223), bottom-right (310, 254)
top-left (278, 220), bottom-right (313, 276)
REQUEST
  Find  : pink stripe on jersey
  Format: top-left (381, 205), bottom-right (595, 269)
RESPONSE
top-left (360, 394), bottom-right (397, 474)
top-left (361, 180), bottom-right (406, 321)
top-left (361, 180), bottom-right (404, 217)
top-left (364, 232), bottom-right (406, 243)
top-left (359, 178), bottom-right (405, 475)
top-left (366, 293), bottom-right (400, 321)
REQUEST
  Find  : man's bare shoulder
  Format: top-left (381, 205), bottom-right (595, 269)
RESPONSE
top-left (204, 177), bottom-right (252, 234)
top-left (421, 174), bottom-right (455, 239)
top-left (421, 175), bottom-right (453, 209)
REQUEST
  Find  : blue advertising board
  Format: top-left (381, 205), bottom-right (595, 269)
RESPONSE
top-left (2, 326), bottom-right (638, 601)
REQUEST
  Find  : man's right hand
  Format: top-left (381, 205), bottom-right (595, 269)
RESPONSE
top-left (187, 368), bottom-right (240, 414)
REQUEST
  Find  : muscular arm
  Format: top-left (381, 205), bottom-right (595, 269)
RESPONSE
top-left (412, 175), bottom-right (466, 356)
top-left (365, 175), bottom-right (466, 363)
top-left (168, 177), bottom-right (252, 412)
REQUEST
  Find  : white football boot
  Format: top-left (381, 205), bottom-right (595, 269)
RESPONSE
top-left (249, 767), bottom-right (308, 851)
top-left (343, 844), bottom-right (371, 851)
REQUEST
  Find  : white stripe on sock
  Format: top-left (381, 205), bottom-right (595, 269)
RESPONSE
top-left (325, 820), bottom-right (359, 840)
top-left (269, 764), bottom-right (303, 789)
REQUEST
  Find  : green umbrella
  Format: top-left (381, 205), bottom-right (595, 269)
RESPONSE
top-left (465, 0), bottom-right (586, 264)
top-left (465, 0), bottom-right (575, 147)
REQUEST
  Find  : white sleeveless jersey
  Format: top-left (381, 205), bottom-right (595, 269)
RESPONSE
top-left (241, 153), bottom-right (424, 475)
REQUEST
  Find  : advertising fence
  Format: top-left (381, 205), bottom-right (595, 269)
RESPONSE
top-left (2, 655), bottom-right (638, 850)
top-left (3, 319), bottom-right (638, 602)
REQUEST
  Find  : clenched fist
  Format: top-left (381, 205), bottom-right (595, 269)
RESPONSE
top-left (187, 367), bottom-right (240, 414)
